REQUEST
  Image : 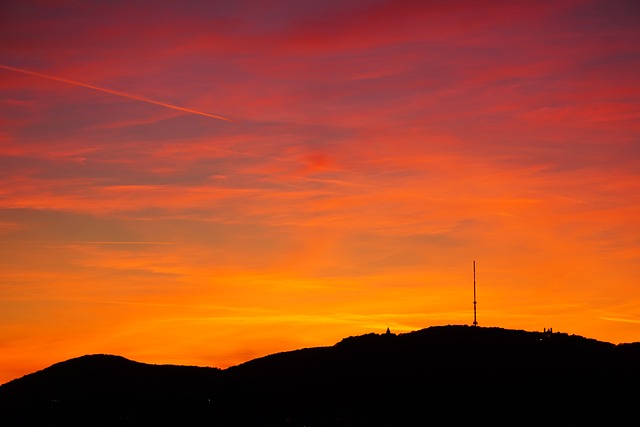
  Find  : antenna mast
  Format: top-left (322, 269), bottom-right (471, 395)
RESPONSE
top-left (473, 260), bottom-right (478, 326)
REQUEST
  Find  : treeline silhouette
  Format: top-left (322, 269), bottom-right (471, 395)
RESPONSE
top-left (1, 325), bottom-right (639, 426)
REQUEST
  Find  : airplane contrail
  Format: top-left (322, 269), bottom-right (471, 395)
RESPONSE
top-left (0, 64), bottom-right (236, 123)
top-left (72, 241), bottom-right (176, 245)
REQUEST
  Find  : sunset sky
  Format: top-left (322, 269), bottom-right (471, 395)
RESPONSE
top-left (1, 0), bottom-right (639, 384)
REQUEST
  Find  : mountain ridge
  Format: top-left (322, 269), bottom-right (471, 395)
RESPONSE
top-left (2, 325), bottom-right (639, 425)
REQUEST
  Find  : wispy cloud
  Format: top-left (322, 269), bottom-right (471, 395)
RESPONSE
top-left (600, 317), bottom-right (640, 325)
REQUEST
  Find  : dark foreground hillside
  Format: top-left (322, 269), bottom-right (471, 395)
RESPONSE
top-left (1, 325), bottom-right (639, 426)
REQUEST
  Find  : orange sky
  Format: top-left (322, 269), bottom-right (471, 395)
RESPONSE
top-left (1, 0), bottom-right (640, 384)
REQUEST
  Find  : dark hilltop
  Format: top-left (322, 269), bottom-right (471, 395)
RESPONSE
top-left (1, 325), bottom-right (639, 426)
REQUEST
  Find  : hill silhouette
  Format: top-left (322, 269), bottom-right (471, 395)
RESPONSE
top-left (1, 325), bottom-right (639, 426)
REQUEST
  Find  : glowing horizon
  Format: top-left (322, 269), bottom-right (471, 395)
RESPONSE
top-left (1, 0), bottom-right (639, 385)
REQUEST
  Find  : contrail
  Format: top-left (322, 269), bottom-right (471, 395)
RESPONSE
top-left (72, 241), bottom-right (176, 245)
top-left (0, 64), bottom-right (236, 123)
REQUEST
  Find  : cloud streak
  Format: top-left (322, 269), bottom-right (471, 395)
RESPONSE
top-left (71, 241), bottom-right (175, 245)
top-left (0, 64), bottom-right (237, 123)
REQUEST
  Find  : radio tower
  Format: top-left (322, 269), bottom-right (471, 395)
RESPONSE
top-left (473, 260), bottom-right (478, 326)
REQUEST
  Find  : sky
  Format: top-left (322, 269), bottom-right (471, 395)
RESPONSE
top-left (1, 0), bottom-right (639, 384)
